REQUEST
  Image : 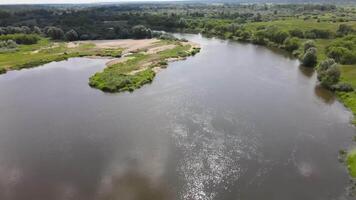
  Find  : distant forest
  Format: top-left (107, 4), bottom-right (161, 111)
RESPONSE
top-left (0, 3), bottom-right (348, 40)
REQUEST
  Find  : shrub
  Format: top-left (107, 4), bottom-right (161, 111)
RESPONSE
top-left (303, 40), bottom-right (316, 53)
top-left (337, 24), bottom-right (354, 36)
top-left (327, 46), bottom-right (351, 63)
top-left (317, 59), bottom-right (341, 88)
top-left (318, 66), bottom-right (340, 88)
top-left (302, 47), bottom-right (317, 67)
top-left (131, 25), bottom-right (152, 39)
top-left (271, 30), bottom-right (289, 44)
top-left (284, 37), bottom-right (300, 52)
top-left (289, 29), bottom-right (304, 38)
top-left (305, 29), bottom-right (333, 39)
top-left (0, 68), bottom-right (6, 74)
top-left (0, 40), bottom-right (17, 49)
top-left (331, 83), bottom-right (354, 92)
top-left (33, 26), bottom-right (42, 35)
top-left (65, 29), bottom-right (79, 41)
top-left (252, 30), bottom-right (267, 45)
top-left (46, 27), bottom-right (64, 40)
top-left (0, 34), bottom-right (39, 44)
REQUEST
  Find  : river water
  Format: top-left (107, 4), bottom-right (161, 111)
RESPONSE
top-left (0, 34), bottom-right (354, 200)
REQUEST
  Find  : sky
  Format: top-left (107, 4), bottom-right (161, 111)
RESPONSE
top-left (0, 0), bottom-right (172, 4)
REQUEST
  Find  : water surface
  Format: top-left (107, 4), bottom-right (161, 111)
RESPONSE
top-left (0, 34), bottom-right (354, 200)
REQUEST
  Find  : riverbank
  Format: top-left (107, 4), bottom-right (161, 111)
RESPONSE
top-left (0, 38), bottom-right (123, 72)
top-left (89, 39), bottom-right (200, 92)
top-left (0, 37), bottom-right (200, 93)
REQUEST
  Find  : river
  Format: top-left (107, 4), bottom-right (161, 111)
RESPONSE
top-left (0, 34), bottom-right (354, 200)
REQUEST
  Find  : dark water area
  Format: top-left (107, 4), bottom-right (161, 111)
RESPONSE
top-left (0, 34), bottom-right (354, 200)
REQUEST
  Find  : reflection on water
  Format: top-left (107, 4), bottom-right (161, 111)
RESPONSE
top-left (298, 66), bottom-right (314, 78)
top-left (98, 168), bottom-right (173, 200)
top-left (314, 85), bottom-right (336, 104)
top-left (0, 34), bottom-right (354, 200)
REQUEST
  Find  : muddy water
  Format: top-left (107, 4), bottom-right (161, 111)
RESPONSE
top-left (0, 34), bottom-right (354, 200)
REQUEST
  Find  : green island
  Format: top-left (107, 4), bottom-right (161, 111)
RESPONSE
top-left (1, 2), bottom-right (356, 180)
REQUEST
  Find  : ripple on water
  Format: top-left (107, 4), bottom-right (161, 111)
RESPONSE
top-left (170, 103), bottom-right (260, 200)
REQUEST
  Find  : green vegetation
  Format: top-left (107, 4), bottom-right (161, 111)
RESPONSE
top-left (0, 34), bottom-right (40, 44)
top-left (347, 149), bottom-right (356, 178)
top-left (0, 38), bottom-right (122, 71)
top-left (0, 2), bottom-right (356, 177)
top-left (89, 43), bottom-right (199, 92)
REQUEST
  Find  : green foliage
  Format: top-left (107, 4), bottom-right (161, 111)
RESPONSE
top-left (0, 67), bottom-right (6, 74)
top-left (319, 66), bottom-right (340, 88)
top-left (90, 69), bottom-right (155, 92)
top-left (89, 42), bottom-right (194, 93)
top-left (302, 47), bottom-right (318, 67)
top-left (0, 34), bottom-right (40, 45)
top-left (347, 149), bottom-right (356, 177)
top-left (303, 40), bottom-right (316, 53)
top-left (65, 29), bottom-right (78, 41)
top-left (283, 37), bottom-right (300, 52)
top-left (252, 30), bottom-right (267, 45)
top-left (46, 27), bottom-right (64, 40)
top-left (337, 24), bottom-right (354, 36)
top-left (131, 25), bottom-right (152, 39)
top-left (326, 35), bottom-right (356, 64)
top-left (289, 29), bottom-right (304, 38)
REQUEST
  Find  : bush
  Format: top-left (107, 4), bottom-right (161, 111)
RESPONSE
top-left (0, 34), bottom-right (39, 44)
top-left (271, 30), bottom-right (289, 44)
top-left (284, 37), bottom-right (300, 52)
top-left (252, 30), bottom-right (267, 45)
top-left (318, 66), bottom-right (340, 88)
top-left (131, 25), bottom-right (152, 39)
top-left (317, 59), bottom-right (341, 88)
top-left (0, 40), bottom-right (17, 49)
top-left (33, 26), bottom-right (42, 35)
top-left (305, 29), bottom-right (333, 39)
top-left (302, 47), bottom-right (317, 67)
top-left (327, 46), bottom-right (352, 64)
top-left (65, 29), bottom-right (79, 41)
top-left (0, 68), bottom-right (6, 74)
top-left (337, 24), bottom-right (354, 36)
top-left (303, 40), bottom-right (316, 53)
top-left (46, 27), bottom-right (64, 40)
top-left (331, 83), bottom-right (354, 92)
top-left (289, 29), bottom-right (304, 38)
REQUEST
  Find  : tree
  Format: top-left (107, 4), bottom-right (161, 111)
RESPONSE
top-left (289, 29), bottom-right (304, 38)
top-left (46, 27), bottom-right (64, 40)
top-left (302, 47), bottom-right (317, 67)
top-left (271, 30), bottom-right (289, 44)
top-left (326, 46), bottom-right (350, 63)
top-left (337, 24), bottom-right (353, 36)
top-left (65, 29), bottom-right (79, 41)
top-left (33, 26), bottom-right (42, 35)
top-left (131, 25), bottom-right (152, 39)
top-left (20, 26), bottom-right (31, 34)
top-left (252, 30), bottom-right (267, 45)
top-left (284, 37), bottom-right (300, 52)
top-left (317, 59), bottom-right (340, 88)
top-left (303, 40), bottom-right (316, 53)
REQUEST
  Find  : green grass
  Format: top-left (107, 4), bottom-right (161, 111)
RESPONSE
top-left (246, 19), bottom-right (356, 32)
top-left (0, 38), bottom-right (123, 72)
top-left (89, 43), bottom-right (198, 93)
top-left (347, 149), bottom-right (356, 177)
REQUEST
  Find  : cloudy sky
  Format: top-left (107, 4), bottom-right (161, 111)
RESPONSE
top-left (0, 0), bottom-right (172, 4)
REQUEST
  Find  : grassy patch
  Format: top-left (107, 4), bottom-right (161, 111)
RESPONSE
top-left (347, 149), bottom-right (356, 178)
top-left (0, 38), bottom-right (123, 72)
top-left (89, 42), bottom-right (198, 93)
